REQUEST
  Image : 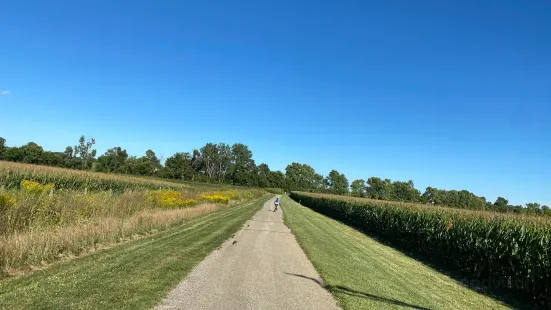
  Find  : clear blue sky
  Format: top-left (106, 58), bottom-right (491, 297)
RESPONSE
top-left (1, 1), bottom-right (550, 206)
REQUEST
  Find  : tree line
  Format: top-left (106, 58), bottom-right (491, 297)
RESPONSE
top-left (0, 135), bottom-right (548, 216)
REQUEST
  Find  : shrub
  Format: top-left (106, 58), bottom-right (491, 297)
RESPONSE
top-left (20, 180), bottom-right (54, 194)
top-left (199, 193), bottom-right (230, 204)
top-left (0, 193), bottom-right (16, 212)
top-left (265, 188), bottom-right (284, 194)
top-left (146, 190), bottom-right (197, 208)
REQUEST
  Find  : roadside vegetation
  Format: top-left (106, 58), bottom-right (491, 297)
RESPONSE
top-left (0, 162), bottom-right (263, 276)
top-left (289, 192), bottom-right (550, 308)
top-left (0, 196), bottom-right (267, 310)
top-left (1, 135), bottom-right (548, 216)
top-left (264, 187), bottom-right (285, 194)
top-left (281, 195), bottom-right (526, 309)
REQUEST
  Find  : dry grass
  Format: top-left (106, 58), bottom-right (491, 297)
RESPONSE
top-left (0, 203), bottom-right (219, 276)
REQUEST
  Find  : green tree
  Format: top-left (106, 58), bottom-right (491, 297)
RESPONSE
top-left (74, 136), bottom-right (96, 170)
top-left (138, 149), bottom-right (162, 175)
top-left (526, 202), bottom-right (541, 215)
top-left (366, 177), bottom-right (392, 200)
top-left (267, 171), bottom-right (286, 189)
top-left (422, 187), bottom-right (439, 204)
top-left (493, 197), bottom-right (509, 212)
top-left (325, 170), bottom-right (349, 195)
top-left (391, 180), bottom-right (421, 202)
top-left (190, 149), bottom-right (203, 177)
top-left (216, 143), bottom-right (232, 182)
top-left (2, 147), bottom-right (22, 162)
top-left (0, 137), bottom-right (5, 159)
top-left (199, 143), bottom-right (218, 180)
top-left (95, 147), bottom-right (129, 173)
top-left (42, 151), bottom-right (64, 166)
top-left (285, 163), bottom-right (322, 192)
top-left (20, 142), bottom-right (45, 164)
top-left (64, 146), bottom-right (73, 158)
top-left (164, 152), bottom-right (194, 180)
top-left (350, 179), bottom-right (366, 197)
top-left (230, 143), bottom-right (256, 186)
top-left (256, 163), bottom-right (271, 187)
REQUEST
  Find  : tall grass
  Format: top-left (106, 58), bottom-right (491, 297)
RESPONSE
top-left (0, 188), bottom-right (151, 235)
top-left (0, 203), bottom-right (219, 275)
top-left (290, 191), bottom-right (551, 308)
top-left (0, 163), bottom-right (264, 276)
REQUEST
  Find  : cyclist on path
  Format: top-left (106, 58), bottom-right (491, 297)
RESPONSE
top-left (274, 197), bottom-right (280, 211)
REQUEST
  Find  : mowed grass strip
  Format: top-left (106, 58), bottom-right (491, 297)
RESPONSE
top-left (0, 195), bottom-right (269, 310)
top-left (281, 196), bottom-right (513, 310)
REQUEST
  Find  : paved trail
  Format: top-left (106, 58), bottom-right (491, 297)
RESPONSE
top-left (155, 197), bottom-right (340, 310)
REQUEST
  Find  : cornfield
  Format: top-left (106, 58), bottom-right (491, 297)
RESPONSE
top-left (289, 192), bottom-right (551, 307)
top-left (0, 161), bottom-right (188, 192)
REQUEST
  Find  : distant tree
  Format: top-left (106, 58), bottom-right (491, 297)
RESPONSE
top-left (542, 205), bottom-right (551, 216)
top-left (325, 170), bottom-right (349, 195)
top-left (0, 137), bottom-right (5, 159)
top-left (145, 149), bottom-right (160, 165)
top-left (350, 179), bottom-right (366, 197)
top-left (510, 205), bottom-right (523, 214)
top-left (74, 136), bottom-right (96, 170)
top-left (2, 147), bottom-right (21, 162)
top-left (164, 152), bottom-right (194, 180)
top-left (95, 146), bottom-right (129, 173)
top-left (526, 202), bottom-right (542, 215)
top-left (366, 177), bottom-right (392, 200)
top-left (64, 146), bottom-right (74, 158)
top-left (422, 187), bottom-right (439, 204)
top-left (312, 173), bottom-right (325, 192)
top-left (230, 143), bottom-right (256, 186)
top-left (493, 197), bottom-right (509, 212)
top-left (134, 149), bottom-right (162, 176)
top-left (20, 142), bottom-right (45, 164)
top-left (199, 143), bottom-right (218, 180)
top-left (216, 143), bottom-right (232, 182)
top-left (256, 163), bottom-right (271, 187)
top-left (267, 171), bottom-right (286, 189)
top-left (190, 149), bottom-right (203, 177)
top-left (391, 180), bottom-right (421, 202)
top-left (42, 151), bottom-right (64, 166)
top-left (285, 162), bottom-right (322, 192)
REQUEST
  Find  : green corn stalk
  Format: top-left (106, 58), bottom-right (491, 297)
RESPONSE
top-left (290, 192), bottom-right (551, 307)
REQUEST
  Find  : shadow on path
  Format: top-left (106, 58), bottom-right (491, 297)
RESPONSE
top-left (285, 273), bottom-right (431, 310)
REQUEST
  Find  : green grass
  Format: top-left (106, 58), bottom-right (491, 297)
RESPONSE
top-left (281, 195), bottom-right (516, 310)
top-left (0, 195), bottom-right (269, 310)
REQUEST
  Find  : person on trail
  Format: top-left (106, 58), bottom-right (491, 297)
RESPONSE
top-left (274, 197), bottom-right (280, 211)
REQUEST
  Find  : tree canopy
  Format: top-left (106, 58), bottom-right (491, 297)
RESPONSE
top-left (0, 135), bottom-right (548, 216)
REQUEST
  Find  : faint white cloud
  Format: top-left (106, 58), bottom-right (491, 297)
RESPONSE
top-left (0, 90), bottom-right (10, 96)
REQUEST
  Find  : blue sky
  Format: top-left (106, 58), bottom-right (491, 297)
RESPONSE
top-left (1, 1), bottom-right (550, 206)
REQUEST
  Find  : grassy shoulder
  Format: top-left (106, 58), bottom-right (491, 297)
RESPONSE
top-left (0, 195), bottom-right (269, 310)
top-left (281, 195), bottom-right (513, 310)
